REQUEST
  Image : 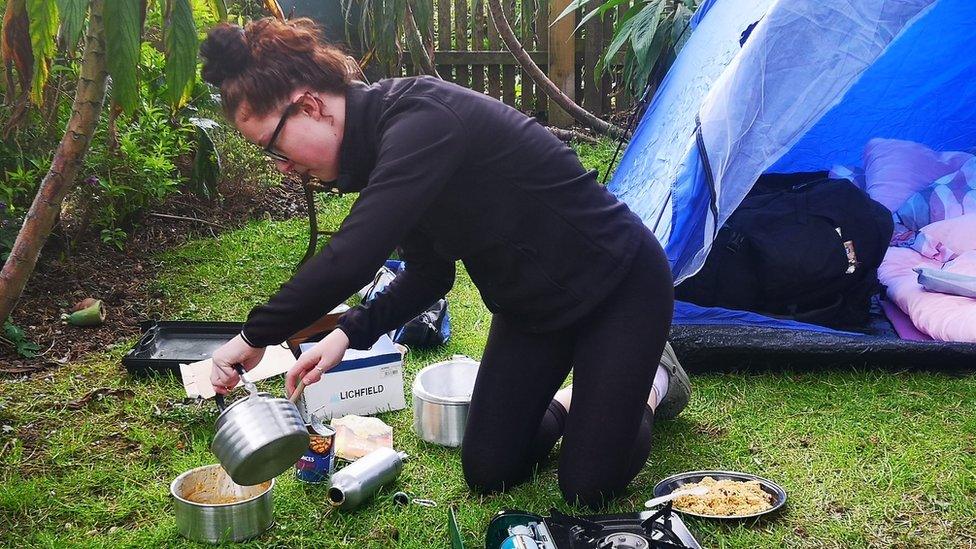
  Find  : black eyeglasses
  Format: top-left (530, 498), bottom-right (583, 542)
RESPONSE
top-left (263, 102), bottom-right (301, 163)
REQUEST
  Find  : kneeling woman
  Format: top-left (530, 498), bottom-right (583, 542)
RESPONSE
top-left (204, 17), bottom-right (690, 509)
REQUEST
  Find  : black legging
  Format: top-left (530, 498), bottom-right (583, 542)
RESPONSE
top-left (461, 230), bottom-right (674, 509)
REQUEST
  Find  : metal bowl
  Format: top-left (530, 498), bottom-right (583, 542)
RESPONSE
top-left (412, 356), bottom-right (479, 447)
top-left (170, 464), bottom-right (275, 543)
top-left (652, 470), bottom-right (787, 519)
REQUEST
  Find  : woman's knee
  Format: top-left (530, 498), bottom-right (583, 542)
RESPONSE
top-left (461, 444), bottom-right (529, 494)
top-left (461, 449), bottom-right (497, 493)
top-left (557, 475), bottom-right (624, 510)
top-left (461, 453), bottom-right (528, 494)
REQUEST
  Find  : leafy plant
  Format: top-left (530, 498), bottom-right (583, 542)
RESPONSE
top-left (188, 117), bottom-right (221, 200)
top-left (0, 0), bottom-right (226, 326)
top-left (337, 0), bottom-right (435, 74)
top-left (99, 227), bottom-right (126, 250)
top-left (78, 42), bottom-right (197, 233)
top-left (0, 162), bottom-right (43, 212)
top-left (203, 115), bottom-right (282, 191)
top-left (1, 319), bottom-right (41, 357)
top-left (555, 0), bottom-right (698, 95)
top-left (0, 202), bottom-right (21, 261)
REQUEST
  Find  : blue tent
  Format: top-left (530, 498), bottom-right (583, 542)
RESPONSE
top-left (609, 0), bottom-right (976, 339)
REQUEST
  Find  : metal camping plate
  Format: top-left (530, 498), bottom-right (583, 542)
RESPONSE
top-left (652, 470), bottom-right (787, 520)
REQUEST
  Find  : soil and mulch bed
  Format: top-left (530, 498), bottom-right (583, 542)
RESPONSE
top-left (0, 177), bottom-right (310, 374)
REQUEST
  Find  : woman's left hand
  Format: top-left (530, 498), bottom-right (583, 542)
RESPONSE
top-left (285, 328), bottom-right (350, 397)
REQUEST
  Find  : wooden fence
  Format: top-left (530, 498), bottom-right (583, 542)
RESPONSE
top-left (399, 0), bottom-right (632, 126)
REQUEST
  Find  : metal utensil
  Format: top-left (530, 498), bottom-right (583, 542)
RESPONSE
top-left (238, 369), bottom-right (259, 398)
top-left (393, 491), bottom-right (437, 507)
top-left (211, 365), bottom-right (310, 486)
top-left (644, 485), bottom-right (709, 508)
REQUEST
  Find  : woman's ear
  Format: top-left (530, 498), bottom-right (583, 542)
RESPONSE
top-left (297, 92), bottom-right (333, 124)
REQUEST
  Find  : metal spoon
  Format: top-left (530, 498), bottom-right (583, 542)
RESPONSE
top-left (238, 366), bottom-right (259, 398)
top-left (644, 485), bottom-right (710, 508)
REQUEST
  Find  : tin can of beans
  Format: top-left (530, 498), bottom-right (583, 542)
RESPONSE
top-left (295, 422), bottom-right (335, 484)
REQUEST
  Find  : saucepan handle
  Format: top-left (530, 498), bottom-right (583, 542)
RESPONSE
top-left (214, 364), bottom-right (248, 412)
top-left (289, 379), bottom-right (307, 404)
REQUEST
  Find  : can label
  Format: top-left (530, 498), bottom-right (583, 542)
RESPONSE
top-left (295, 423), bottom-right (335, 484)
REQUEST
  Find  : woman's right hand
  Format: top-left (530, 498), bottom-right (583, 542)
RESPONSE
top-left (285, 328), bottom-right (350, 396)
top-left (210, 334), bottom-right (266, 395)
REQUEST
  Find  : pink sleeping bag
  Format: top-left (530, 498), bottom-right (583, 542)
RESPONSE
top-left (879, 245), bottom-right (976, 343)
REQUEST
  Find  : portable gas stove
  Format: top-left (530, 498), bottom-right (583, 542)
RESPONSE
top-left (482, 502), bottom-right (702, 549)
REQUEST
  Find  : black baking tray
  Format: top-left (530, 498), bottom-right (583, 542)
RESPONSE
top-left (122, 321), bottom-right (244, 377)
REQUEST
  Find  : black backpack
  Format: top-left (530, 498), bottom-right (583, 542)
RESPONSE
top-left (393, 298), bottom-right (451, 349)
top-left (675, 172), bottom-right (893, 329)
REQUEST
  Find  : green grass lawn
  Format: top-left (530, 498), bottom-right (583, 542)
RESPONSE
top-left (2, 143), bottom-right (976, 548)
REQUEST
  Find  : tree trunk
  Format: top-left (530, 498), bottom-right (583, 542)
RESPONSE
top-left (485, 0), bottom-right (626, 138)
top-left (0, 0), bottom-right (108, 325)
top-left (404, 3), bottom-right (440, 78)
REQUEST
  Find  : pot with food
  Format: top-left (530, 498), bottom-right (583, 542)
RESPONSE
top-left (170, 464), bottom-right (274, 543)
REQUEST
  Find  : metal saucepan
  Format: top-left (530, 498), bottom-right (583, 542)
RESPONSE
top-left (211, 365), bottom-right (309, 486)
top-left (412, 356), bottom-right (479, 447)
top-left (171, 463), bottom-right (274, 543)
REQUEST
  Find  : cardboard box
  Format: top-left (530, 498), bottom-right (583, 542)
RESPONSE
top-left (295, 333), bottom-right (406, 420)
top-left (180, 343), bottom-right (297, 399)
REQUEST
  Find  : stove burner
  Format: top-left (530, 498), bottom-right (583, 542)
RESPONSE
top-left (597, 532), bottom-right (651, 548)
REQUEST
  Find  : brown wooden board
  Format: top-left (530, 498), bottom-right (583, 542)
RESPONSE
top-left (486, 0), bottom-right (502, 99)
top-left (615, 1), bottom-right (631, 110)
top-left (520, 0), bottom-right (536, 112)
top-left (471, 0), bottom-right (486, 93)
top-left (583, 12), bottom-right (604, 116)
top-left (602, 11), bottom-right (612, 114)
top-left (454, 0), bottom-right (470, 88)
top-left (401, 50), bottom-right (547, 65)
top-left (548, 0), bottom-right (574, 126)
top-left (535, 0), bottom-right (549, 115)
top-left (575, 53), bottom-right (584, 105)
top-left (502, 0), bottom-right (517, 106)
top-left (423, 0), bottom-right (437, 77)
top-left (437, 0), bottom-right (453, 81)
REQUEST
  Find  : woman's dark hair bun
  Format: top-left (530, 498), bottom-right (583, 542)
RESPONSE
top-left (200, 23), bottom-right (252, 87)
top-left (200, 17), bottom-right (351, 118)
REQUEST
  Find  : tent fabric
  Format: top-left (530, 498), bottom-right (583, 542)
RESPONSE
top-left (771, 1), bottom-right (976, 173)
top-left (698, 0), bottom-right (936, 279)
top-left (609, 0), bottom-right (976, 282)
top-left (609, 0), bottom-right (976, 343)
top-left (669, 323), bottom-right (976, 372)
top-left (672, 301), bottom-right (860, 336)
top-left (608, 0), bottom-right (774, 267)
top-left (610, 0), bottom-right (949, 285)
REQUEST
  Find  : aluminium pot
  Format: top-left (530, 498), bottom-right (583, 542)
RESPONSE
top-left (412, 356), bottom-right (479, 447)
top-left (211, 366), bottom-right (309, 486)
top-left (171, 464), bottom-right (274, 543)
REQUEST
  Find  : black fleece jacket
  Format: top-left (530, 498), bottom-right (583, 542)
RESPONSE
top-left (240, 76), bottom-right (647, 350)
